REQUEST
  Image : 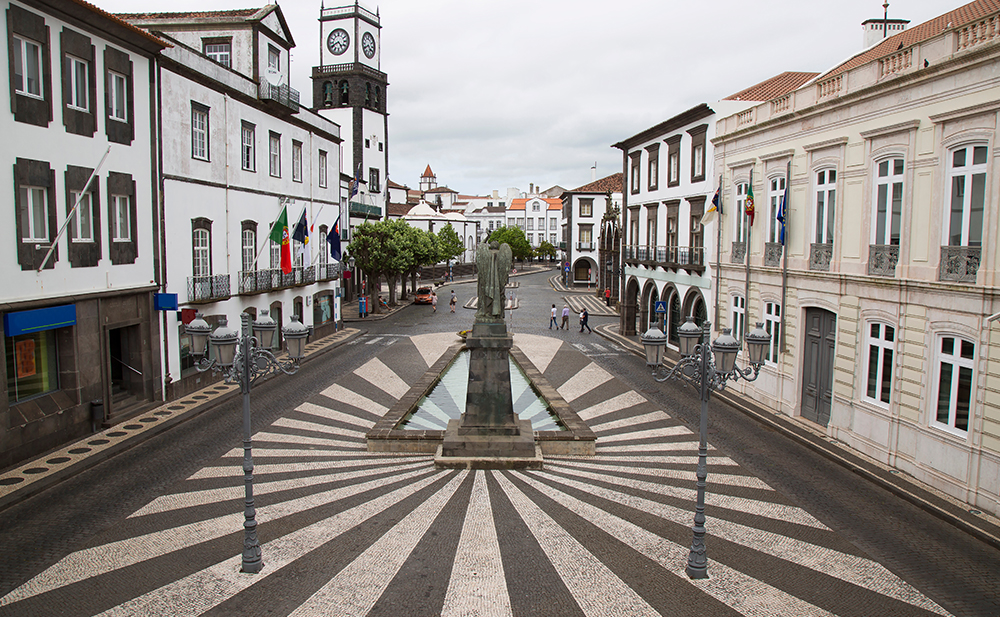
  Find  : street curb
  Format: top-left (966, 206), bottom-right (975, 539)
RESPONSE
top-left (0, 328), bottom-right (366, 515)
top-left (592, 322), bottom-right (1000, 551)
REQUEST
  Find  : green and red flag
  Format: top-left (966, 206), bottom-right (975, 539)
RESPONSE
top-left (745, 170), bottom-right (756, 226)
top-left (269, 205), bottom-right (292, 274)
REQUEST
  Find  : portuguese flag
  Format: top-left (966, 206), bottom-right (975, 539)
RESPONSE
top-left (745, 169), bottom-right (755, 227)
top-left (269, 205), bottom-right (292, 274)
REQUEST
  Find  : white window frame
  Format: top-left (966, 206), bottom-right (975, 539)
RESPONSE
top-left (945, 144), bottom-right (987, 247)
top-left (532, 202), bottom-right (541, 212)
top-left (242, 229), bottom-right (256, 272)
top-left (526, 218), bottom-right (534, 231)
top-left (193, 228), bottom-right (210, 277)
top-left (191, 105), bottom-right (209, 161)
top-left (108, 71), bottom-right (127, 122)
top-left (580, 226), bottom-right (592, 244)
top-left (814, 168), bottom-right (836, 244)
top-left (111, 194), bottom-right (131, 242)
top-left (268, 45), bottom-right (280, 72)
top-left (768, 176), bottom-right (786, 244)
top-left (69, 191), bottom-right (94, 242)
top-left (205, 42), bottom-right (231, 68)
top-left (864, 322), bottom-right (895, 406)
top-left (550, 233), bottom-right (557, 245)
top-left (549, 218), bottom-right (557, 230)
top-left (66, 55), bottom-right (89, 111)
top-left (13, 35), bottom-right (43, 98)
top-left (269, 133), bottom-right (281, 177)
top-left (932, 335), bottom-right (975, 435)
top-left (580, 200), bottom-right (593, 217)
top-left (764, 302), bottom-right (780, 363)
top-left (319, 229), bottom-right (328, 265)
top-left (731, 295), bottom-right (746, 345)
top-left (693, 144), bottom-right (704, 178)
top-left (734, 182), bottom-right (748, 242)
top-left (668, 150), bottom-right (679, 184)
top-left (241, 123), bottom-right (255, 172)
top-left (19, 186), bottom-right (48, 242)
top-left (872, 157), bottom-right (904, 246)
top-left (292, 141), bottom-right (302, 182)
top-left (527, 233), bottom-right (533, 245)
top-left (318, 150), bottom-right (328, 187)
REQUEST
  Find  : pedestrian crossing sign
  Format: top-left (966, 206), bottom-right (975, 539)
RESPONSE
top-left (654, 301), bottom-right (667, 314)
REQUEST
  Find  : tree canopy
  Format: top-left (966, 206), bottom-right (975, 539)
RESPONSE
top-left (487, 226), bottom-right (532, 261)
top-left (435, 223), bottom-right (465, 262)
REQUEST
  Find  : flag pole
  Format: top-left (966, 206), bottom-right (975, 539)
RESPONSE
top-left (744, 167), bottom-right (752, 342)
top-left (780, 160), bottom-right (790, 353)
top-left (251, 197), bottom-right (293, 271)
top-left (714, 173), bottom-right (722, 326)
top-left (37, 146), bottom-right (111, 272)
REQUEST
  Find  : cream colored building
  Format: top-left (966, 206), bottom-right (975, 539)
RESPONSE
top-left (710, 0), bottom-right (1000, 516)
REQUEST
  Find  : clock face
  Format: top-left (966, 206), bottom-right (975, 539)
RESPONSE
top-left (327, 28), bottom-right (350, 55)
top-left (362, 32), bottom-right (376, 59)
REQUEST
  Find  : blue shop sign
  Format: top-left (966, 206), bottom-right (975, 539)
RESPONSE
top-left (4, 304), bottom-right (76, 337)
top-left (154, 293), bottom-right (179, 311)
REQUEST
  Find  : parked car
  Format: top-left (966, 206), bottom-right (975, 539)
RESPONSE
top-left (414, 287), bottom-right (433, 304)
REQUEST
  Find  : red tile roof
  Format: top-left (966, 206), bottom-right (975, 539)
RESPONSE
top-left (386, 179), bottom-right (408, 190)
top-left (116, 8), bottom-right (260, 21)
top-left (570, 172), bottom-right (624, 194)
top-left (385, 202), bottom-right (412, 217)
top-left (508, 198), bottom-right (561, 211)
top-left (724, 71), bottom-right (820, 101)
top-left (822, 0), bottom-right (1000, 79)
top-left (422, 164), bottom-right (435, 177)
top-left (65, 0), bottom-right (170, 48)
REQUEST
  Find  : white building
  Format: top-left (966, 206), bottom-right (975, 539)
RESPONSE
top-left (402, 202), bottom-right (476, 263)
top-left (560, 173), bottom-right (623, 289)
top-left (311, 2), bottom-right (387, 246)
top-left (711, 0), bottom-right (1000, 516)
top-left (1, 0), bottom-right (166, 467)
top-left (121, 6), bottom-right (343, 399)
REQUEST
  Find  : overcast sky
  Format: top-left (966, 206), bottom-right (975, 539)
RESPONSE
top-left (101, 0), bottom-right (952, 196)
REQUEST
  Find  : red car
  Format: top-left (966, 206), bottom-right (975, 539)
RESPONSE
top-left (414, 287), bottom-right (433, 304)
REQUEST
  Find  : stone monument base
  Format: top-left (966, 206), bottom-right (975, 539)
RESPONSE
top-left (436, 419), bottom-right (542, 469)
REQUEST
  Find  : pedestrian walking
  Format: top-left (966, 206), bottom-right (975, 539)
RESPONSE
top-left (549, 304), bottom-right (558, 329)
top-left (580, 308), bottom-right (592, 333)
top-left (431, 292), bottom-right (438, 313)
top-left (450, 290), bottom-right (457, 313)
top-left (605, 287), bottom-right (611, 306)
top-left (561, 304), bottom-right (570, 329)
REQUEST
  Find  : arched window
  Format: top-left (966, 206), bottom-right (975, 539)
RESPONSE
top-left (933, 334), bottom-right (975, 433)
top-left (338, 80), bottom-right (349, 105)
top-left (768, 176), bottom-right (786, 244)
top-left (864, 321), bottom-right (894, 404)
top-left (946, 144), bottom-right (987, 247)
top-left (365, 82), bottom-right (371, 107)
top-left (872, 158), bottom-right (903, 246)
top-left (322, 81), bottom-right (334, 107)
top-left (374, 85), bottom-right (381, 108)
top-left (814, 168), bottom-right (836, 244)
top-left (193, 228), bottom-right (210, 277)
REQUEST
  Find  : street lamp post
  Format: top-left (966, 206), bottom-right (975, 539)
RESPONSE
top-left (186, 309), bottom-right (308, 573)
top-left (642, 316), bottom-right (770, 579)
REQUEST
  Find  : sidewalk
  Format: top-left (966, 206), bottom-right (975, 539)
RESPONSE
top-left (0, 326), bottom-right (364, 514)
top-left (593, 321), bottom-right (1000, 551)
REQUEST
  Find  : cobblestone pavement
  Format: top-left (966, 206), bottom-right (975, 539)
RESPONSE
top-left (0, 268), bottom-right (997, 616)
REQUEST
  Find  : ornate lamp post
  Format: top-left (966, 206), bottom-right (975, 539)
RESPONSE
top-left (642, 317), bottom-right (770, 579)
top-left (186, 309), bottom-right (308, 573)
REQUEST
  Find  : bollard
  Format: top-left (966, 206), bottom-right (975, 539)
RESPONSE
top-left (91, 399), bottom-right (105, 432)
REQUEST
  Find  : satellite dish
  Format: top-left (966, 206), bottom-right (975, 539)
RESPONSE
top-left (265, 68), bottom-right (285, 87)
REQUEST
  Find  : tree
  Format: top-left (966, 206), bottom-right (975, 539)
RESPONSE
top-left (347, 219), bottom-right (410, 312)
top-left (535, 240), bottom-right (557, 262)
top-left (488, 226), bottom-right (532, 262)
top-left (435, 223), bottom-right (465, 263)
top-left (404, 227), bottom-right (437, 298)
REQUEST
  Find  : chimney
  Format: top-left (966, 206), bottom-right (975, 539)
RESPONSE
top-left (530, 183), bottom-right (534, 194)
top-left (591, 162), bottom-right (597, 182)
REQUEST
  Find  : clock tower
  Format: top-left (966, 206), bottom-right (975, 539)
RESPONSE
top-left (313, 1), bottom-right (388, 227)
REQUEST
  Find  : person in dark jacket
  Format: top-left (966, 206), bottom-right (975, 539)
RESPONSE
top-left (580, 308), bottom-right (592, 333)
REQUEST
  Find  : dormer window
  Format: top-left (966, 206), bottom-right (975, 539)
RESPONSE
top-left (203, 39), bottom-right (231, 68)
top-left (267, 45), bottom-right (280, 72)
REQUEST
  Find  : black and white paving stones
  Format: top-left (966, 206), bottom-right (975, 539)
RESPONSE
top-left (0, 333), bottom-right (954, 617)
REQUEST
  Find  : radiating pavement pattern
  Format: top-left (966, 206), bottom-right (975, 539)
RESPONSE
top-left (0, 333), bottom-right (952, 617)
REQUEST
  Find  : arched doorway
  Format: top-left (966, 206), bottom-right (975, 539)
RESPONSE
top-left (622, 277), bottom-right (640, 335)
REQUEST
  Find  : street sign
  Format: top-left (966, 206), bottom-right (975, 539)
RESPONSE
top-left (564, 266), bottom-right (570, 272)
top-left (654, 300), bottom-right (667, 314)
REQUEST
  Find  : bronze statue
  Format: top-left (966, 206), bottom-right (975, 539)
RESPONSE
top-left (475, 241), bottom-right (512, 320)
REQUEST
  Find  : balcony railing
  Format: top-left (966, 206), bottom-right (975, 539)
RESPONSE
top-left (731, 241), bottom-right (747, 264)
top-left (939, 246), bottom-right (980, 283)
top-left (258, 82), bottom-right (300, 113)
top-left (868, 244), bottom-right (899, 276)
top-left (764, 242), bottom-right (783, 267)
top-left (809, 243), bottom-right (833, 271)
top-left (187, 274), bottom-right (231, 302)
top-left (622, 245), bottom-right (705, 272)
top-left (577, 242), bottom-right (595, 250)
top-left (317, 262), bottom-right (342, 281)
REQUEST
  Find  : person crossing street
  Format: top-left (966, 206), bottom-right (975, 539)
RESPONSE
top-left (579, 308), bottom-right (592, 333)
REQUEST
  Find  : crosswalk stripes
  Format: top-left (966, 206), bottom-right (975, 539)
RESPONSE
top-left (0, 333), bottom-right (953, 617)
top-left (565, 293), bottom-right (617, 317)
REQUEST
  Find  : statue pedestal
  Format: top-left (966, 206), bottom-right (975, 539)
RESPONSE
top-left (437, 320), bottom-right (540, 468)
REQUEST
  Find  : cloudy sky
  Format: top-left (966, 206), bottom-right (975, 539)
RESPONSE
top-left (101, 0), bottom-right (951, 195)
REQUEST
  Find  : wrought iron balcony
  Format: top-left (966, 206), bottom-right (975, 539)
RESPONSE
top-left (622, 244), bottom-right (705, 273)
top-left (809, 243), bottom-right (833, 271)
top-left (939, 246), bottom-right (980, 283)
top-left (577, 242), bottom-right (595, 250)
top-left (868, 244), bottom-right (899, 277)
top-left (187, 274), bottom-right (231, 302)
top-left (258, 82), bottom-right (300, 113)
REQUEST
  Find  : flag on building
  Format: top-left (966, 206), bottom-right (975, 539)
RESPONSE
top-left (269, 205), bottom-right (292, 274)
top-left (350, 163), bottom-right (362, 197)
top-left (777, 182), bottom-right (788, 245)
top-left (292, 209), bottom-right (311, 265)
top-left (700, 183), bottom-right (723, 226)
top-left (329, 220), bottom-right (343, 261)
top-left (745, 170), bottom-right (755, 226)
